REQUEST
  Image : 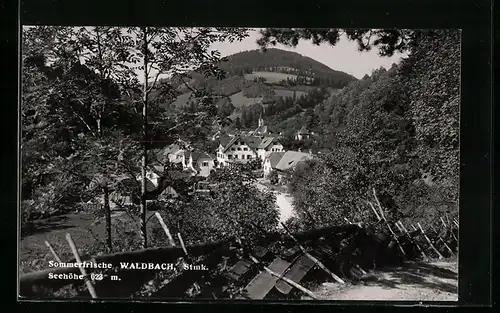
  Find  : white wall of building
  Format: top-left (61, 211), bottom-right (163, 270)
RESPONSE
top-left (224, 140), bottom-right (257, 162)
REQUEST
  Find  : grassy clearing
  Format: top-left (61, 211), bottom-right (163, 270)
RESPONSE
top-left (244, 71), bottom-right (298, 83)
top-left (274, 88), bottom-right (307, 98)
top-left (19, 211), bottom-right (161, 274)
top-left (229, 91), bottom-right (263, 108)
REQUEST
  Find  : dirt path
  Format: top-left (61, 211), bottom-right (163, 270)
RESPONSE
top-left (314, 261), bottom-right (458, 301)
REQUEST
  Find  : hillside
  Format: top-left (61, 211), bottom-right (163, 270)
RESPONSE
top-left (160, 48), bottom-right (356, 127)
top-left (221, 49), bottom-right (357, 85)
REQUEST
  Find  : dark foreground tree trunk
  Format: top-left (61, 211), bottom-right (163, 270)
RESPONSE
top-left (139, 27), bottom-right (149, 249)
top-left (103, 184), bottom-right (112, 253)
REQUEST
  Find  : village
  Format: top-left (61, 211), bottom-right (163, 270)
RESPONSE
top-left (136, 112), bottom-right (316, 223)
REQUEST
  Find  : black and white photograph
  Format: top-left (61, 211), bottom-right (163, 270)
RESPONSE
top-left (19, 27), bottom-right (460, 301)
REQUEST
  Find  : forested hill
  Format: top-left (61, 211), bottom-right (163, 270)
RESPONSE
top-left (221, 48), bottom-right (357, 85)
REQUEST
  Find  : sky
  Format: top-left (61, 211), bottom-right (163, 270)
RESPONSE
top-left (210, 29), bottom-right (405, 79)
top-left (24, 26), bottom-right (404, 82)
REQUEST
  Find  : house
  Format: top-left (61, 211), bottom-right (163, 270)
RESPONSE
top-left (256, 136), bottom-right (285, 162)
top-left (263, 152), bottom-right (286, 177)
top-left (156, 143), bottom-right (187, 168)
top-left (274, 151), bottom-right (313, 182)
top-left (295, 125), bottom-right (314, 141)
top-left (215, 133), bottom-right (286, 167)
top-left (185, 151), bottom-right (216, 177)
top-left (216, 135), bottom-right (259, 166)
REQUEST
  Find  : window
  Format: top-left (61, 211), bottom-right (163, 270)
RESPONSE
top-left (202, 161), bottom-right (209, 167)
top-left (234, 155), bottom-right (238, 159)
top-left (228, 155), bottom-right (233, 159)
top-left (247, 155), bottom-right (251, 159)
top-left (237, 148), bottom-right (241, 151)
top-left (243, 147), bottom-right (248, 151)
top-left (231, 148), bottom-right (235, 151)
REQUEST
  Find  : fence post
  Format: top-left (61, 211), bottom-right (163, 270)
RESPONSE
top-left (155, 212), bottom-right (176, 247)
top-left (416, 223), bottom-right (444, 259)
top-left (65, 234), bottom-right (98, 298)
top-left (281, 222), bottom-right (345, 284)
top-left (372, 189), bottom-right (405, 256)
top-left (398, 221), bottom-right (428, 260)
top-left (248, 254), bottom-right (318, 299)
top-left (45, 241), bottom-right (62, 263)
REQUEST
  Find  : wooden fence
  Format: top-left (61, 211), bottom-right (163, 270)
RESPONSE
top-left (19, 200), bottom-right (458, 300)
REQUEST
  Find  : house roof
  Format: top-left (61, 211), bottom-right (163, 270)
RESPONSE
top-left (297, 125), bottom-right (312, 135)
top-left (267, 152), bottom-right (286, 168)
top-left (152, 165), bottom-right (164, 175)
top-left (275, 151), bottom-right (313, 171)
top-left (222, 135), bottom-right (259, 153)
top-left (252, 125), bottom-right (270, 135)
top-left (217, 135), bottom-right (232, 147)
top-left (257, 137), bottom-right (276, 149)
top-left (158, 144), bottom-right (182, 160)
top-left (188, 151), bottom-right (213, 162)
top-left (242, 136), bottom-right (262, 150)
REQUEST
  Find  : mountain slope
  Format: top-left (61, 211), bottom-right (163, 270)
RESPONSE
top-left (221, 48), bottom-right (357, 84)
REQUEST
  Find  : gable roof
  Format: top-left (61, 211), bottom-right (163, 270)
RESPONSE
top-left (266, 152), bottom-right (286, 168)
top-left (257, 136), bottom-right (276, 149)
top-left (222, 135), bottom-right (260, 153)
top-left (188, 151), bottom-right (213, 162)
top-left (297, 125), bottom-right (312, 134)
top-left (275, 151), bottom-right (313, 172)
top-left (252, 125), bottom-right (270, 136)
top-left (217, 135), bottom-right (232, 147)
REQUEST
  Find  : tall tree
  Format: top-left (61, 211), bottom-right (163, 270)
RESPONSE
top-left (22, 26), bottom-right (250, 249)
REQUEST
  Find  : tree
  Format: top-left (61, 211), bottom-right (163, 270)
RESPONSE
top-left (282, 29), bottom-right (460, 228)
top-left (21, 26), bottom-right (250, 250)
top-left (399, 30), bottom-right (460, 191)
top-left (234, 117), bottom-right (242, 130)
top-left (21, 27), bottom-right (141, 250)
top-left (217, 97), bottom-right (235, 117)
top-left (257, 28), bottom-right (415, 57)
top-left (157, 162), bottom-right (279, 244)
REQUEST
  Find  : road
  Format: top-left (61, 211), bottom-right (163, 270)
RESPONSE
top-left (313, 260), bottom-right (458, 301)
top-left (255, 181), bottom-right (295, 224)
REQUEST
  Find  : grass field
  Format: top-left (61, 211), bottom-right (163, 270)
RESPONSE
top-left (244, 71), bottom-right (298, 83)
top-left (274, 88), bottom-right (307, 98)
top-left (229, 91), bottom-right (263, 108)
top-left (19, 211), bottom-right (161, 274)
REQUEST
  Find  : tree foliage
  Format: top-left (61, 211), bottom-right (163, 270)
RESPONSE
top-left (283, 30), bottom-right (460, 229)
top-left (21, 26), bottom-right (284, 254)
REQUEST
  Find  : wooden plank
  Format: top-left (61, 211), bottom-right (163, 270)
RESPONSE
top-left (281, 223), bottom-right (345, 284)
top-left (281, 246), bottom-right (301, 258)
top-left (275, 254), bottom-right (316, 295)
top-left (244, 257), bottom-right (291, 299)
top-left (253, 246), bottom-right (269, 258)
top-left (225, 259), bottom-right (253, 281)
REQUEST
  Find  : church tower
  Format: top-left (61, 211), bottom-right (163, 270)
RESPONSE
top-left (258, 111), bottom-right (264, 127)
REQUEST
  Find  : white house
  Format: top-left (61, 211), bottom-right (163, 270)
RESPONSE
top-left (215, 134), bottom-right (284, 168)
top-left (185, 151), bottom-right (216, 177)
top-left (216, 135), bottom-right (259, 166)
top-left (263, 152), bottom-right (286, 177)
top-left (295, 125), bottom-right (314, 141)
top-left (157, 144), bottom-right (187, 168)
top-left (256, 136), bottom-right (285, 162)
